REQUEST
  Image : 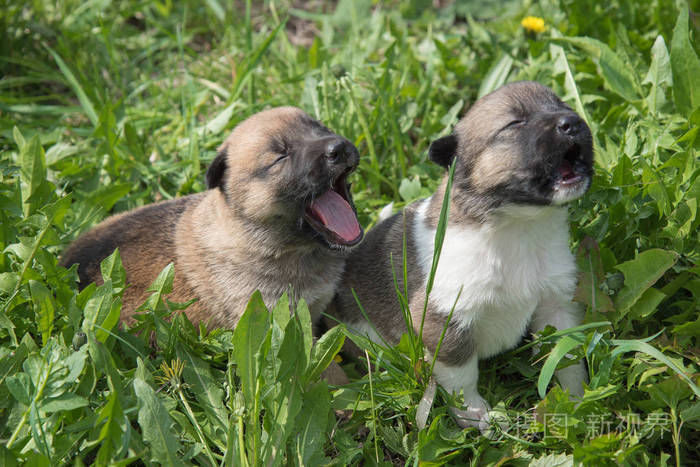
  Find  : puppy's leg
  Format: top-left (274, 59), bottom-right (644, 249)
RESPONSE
top-left (432, 355), bottom-right (490, 431)
top-left (531, 295), bottom-right (588, 397)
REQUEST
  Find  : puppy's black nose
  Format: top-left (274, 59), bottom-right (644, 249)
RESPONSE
top-left (557, 115), bottom-right (584, 136)
top-left (325, 139), bottom-right (352, 163)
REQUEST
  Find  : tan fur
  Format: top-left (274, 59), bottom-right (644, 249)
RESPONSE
top-left (469, 144), bottom-right (522, 190)
top-left (62, 107), bottom-right (361, 329)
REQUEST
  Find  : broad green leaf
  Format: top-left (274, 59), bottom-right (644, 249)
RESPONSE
top-left (141, 263), bottom-right (175, 311)
top-left (0, 311), bottom-right (17, 346)
top-left (13, 125), bottom-right (25, 150)
top-left (681, 401), bottom-right (700, 422)
top-left (295, 298), bottom-right (313, 360)
top-left (670, 8), bottom-right (700, 117)
top-left (87, 333), bottom-right (126, 403)
top-left (41, 194), bottom-right (72, 226)
top-left (304, 325), bottom-right (346, 385)
top-left (671, 317), bottom-right (700, 338)
top-left (82, 280), bottom-right (120, 343)
top-left (233, 291), bottom-right (270, 406)
top-left (477, 54), bottom-right (513, 98)
top-left (271, 292), bottom-right (292, 330)
top-left (100, 249), bottom-right (126, 294)
top-left (556, 36), bottom-right (639, 102)
top-left (629, 287), bottom-right (666, 320)
top-left (147, 263), bottom-right (175, 294)
top-left (92, 391), bottom-right (129, 464)
top-left (134, 377), bottom-right (185, 466)
top-left (538, 335), bottom-right (582, 398)
top-left (19, 135), bottom-right (46, 216)
top-left (24, 354), bottom-right (45, 388)
top-left (175, 343), bottom-right (228, 434)
top-left (614, 249), bottom-right (678, 313)
top-left (662, 197), bottom-right (697, 251)
top-left (261, 363), bottom-right (304, 466)
top-left (0, 343), bottom-right (28, 386)
top-left (29, 280), bottom-right (54, 346)
top-left (643, 35), bottom-right (672, 114)
top-left (63, 346), bottom-right (88, 383)
top-left (0, 273), bottom-right (19, 294)
top-left (276, 315), bottom-right (307, 383)
top-left (44, 142), bottom-right (80, 166)
top-left (3, 237), bottom-right (33, 262)
top-left (295, 381), bottom-right (331, 466)
top-left (40, 393), bottom-right (89, 412)
top-left (417, 413), bottom-right (463, 463)
top-left (645, 375), bottom-right (691, 410)
top-left (6, 373), bottom-right (32, 406)
top-left (331, 386), bottom-right (374, 411)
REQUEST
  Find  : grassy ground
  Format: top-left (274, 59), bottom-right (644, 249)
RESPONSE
top-left (1, 0), bottom-right (700, 465)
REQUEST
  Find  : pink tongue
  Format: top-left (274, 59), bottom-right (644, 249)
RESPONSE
top-left (559, 160), bottom-right (575, 180)
top-left (309, 190), bottom-right (361, 242)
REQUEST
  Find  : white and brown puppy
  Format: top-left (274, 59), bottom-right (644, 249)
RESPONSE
top-left (62, 107), bottom-right (363, 328)
top-left (331, 82), bottom-right (593, 430)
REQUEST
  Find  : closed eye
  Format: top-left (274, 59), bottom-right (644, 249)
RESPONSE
top-left (267, 153), bottom-right (288, 169)
top-left (505, 119), bottom-right (526, 129)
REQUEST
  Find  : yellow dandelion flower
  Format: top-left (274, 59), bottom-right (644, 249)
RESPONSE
top-left (521, 16), bottom-right (546, 34)
top-left (155, 358), bottom-right (186, 388)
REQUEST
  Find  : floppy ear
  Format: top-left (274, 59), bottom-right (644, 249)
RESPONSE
top-left (428, 134), bottom-right (458, 169)
top-left (206, 149), bottom-right (227, 189)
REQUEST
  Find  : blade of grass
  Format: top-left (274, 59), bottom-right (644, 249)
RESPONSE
top-left (419, 160), bottom-right (456, 339)
top-left (44, 45), bottom-right (99, 127)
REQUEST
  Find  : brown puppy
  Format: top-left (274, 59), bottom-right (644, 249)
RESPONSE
top-left (331, 82), bottom-right (594, 430)
top-left (62, 107), bottom-right (363, 328)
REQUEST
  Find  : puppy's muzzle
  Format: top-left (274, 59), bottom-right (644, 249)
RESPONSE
top-left (550, 113), bottom-right (593, 203)
top-left (302, 136), bottom-right (363, 249)
top-left (556, 114), bottom-right (585, 138)
top-left (324, 138), bottom-right (360, 173)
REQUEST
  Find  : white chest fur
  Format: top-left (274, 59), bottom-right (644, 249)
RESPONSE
top-left (413, 199), bottom-right (578, 359)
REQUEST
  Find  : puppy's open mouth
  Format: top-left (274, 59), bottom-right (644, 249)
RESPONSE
top-left (551, 142), bottom-right (592, 204)
top-left (555, 144), bottom-right (586, 187)
top-left (303, 168), bottom-right (363, 247)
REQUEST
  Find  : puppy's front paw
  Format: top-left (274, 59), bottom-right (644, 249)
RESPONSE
top-left (450, 396), bottom-right (491, 432)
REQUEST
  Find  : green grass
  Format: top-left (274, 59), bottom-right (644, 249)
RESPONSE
top-left (1, 0), bottom-right (700, 464)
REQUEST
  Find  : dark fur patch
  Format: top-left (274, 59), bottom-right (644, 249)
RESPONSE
top-left (428, 134), bottom-right (458, 169)
top-left (206, 149), bottom-right (228, 190)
